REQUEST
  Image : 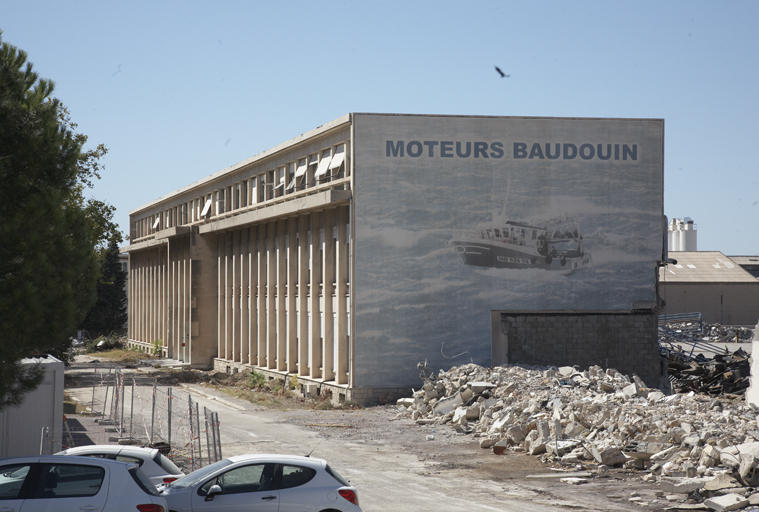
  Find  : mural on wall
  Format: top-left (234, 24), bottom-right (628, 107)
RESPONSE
top-left (352, 114), bottom-right (664, 387)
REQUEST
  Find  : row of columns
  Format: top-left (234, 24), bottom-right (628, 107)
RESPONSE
top-left (217, 206), bottom-right (351, 385)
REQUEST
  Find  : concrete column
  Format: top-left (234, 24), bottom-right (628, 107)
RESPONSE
top-left (287, 218), bottom-right (298, 373)
top-left (248, 225), bottom-right (258, 365)
top-left (240, 227), bottom-right (249, 365)
top-left (232, 229), bottom-right (241, 362)
top-left (309, 212), bottom-right (322, 379)
top-left (298, 215), bottom-right (309, 376)
top-left (277, 219), bottom-right (287, 371)
top-left (257, 225), bottom-right (267, 367)
top-left (267, 221), bottom-right (277, 369)
top-left (167, 244), bottom-right (174, 359)
top-left (322, 209), bottom-right (335, 381)
top-left (217, 236), bottom-right (223, 359)
top-left (335, 206), bottom-right (348, 385)
top-left (225, 232), bottom-right (233, 360)
top-left (189, 228), bottom-right (218, 367)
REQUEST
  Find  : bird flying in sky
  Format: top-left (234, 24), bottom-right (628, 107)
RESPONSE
top-left (495, 66), bottom-right (510, 78)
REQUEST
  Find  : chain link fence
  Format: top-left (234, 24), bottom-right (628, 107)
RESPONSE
top-left (46, 365), bottom-right (223, 472)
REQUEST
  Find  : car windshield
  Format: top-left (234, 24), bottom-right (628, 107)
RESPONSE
top-left (167, 459), bottom-right (233, 489)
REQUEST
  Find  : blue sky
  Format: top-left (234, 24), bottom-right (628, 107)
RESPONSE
top-left (2, 0), bottom-right (757, 255)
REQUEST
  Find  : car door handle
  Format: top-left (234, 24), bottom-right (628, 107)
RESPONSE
top-left (79, 506), bottom-right (101, 511)
top-left (261, 495), bottom-right (277, 501)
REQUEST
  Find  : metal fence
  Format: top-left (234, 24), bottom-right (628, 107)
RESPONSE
top-left (45, 365), bottom-right (222, 472)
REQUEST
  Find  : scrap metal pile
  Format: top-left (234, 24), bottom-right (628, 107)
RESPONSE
top-left (397, 360), bottom-right (759, 493)
top-left (660, 322), bottom-right (754, 396)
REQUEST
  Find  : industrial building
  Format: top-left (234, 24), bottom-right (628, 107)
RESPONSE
top-left (659, 252), bottom-right (759, 326)
top-left (124, 114), bottom-right (666, 402)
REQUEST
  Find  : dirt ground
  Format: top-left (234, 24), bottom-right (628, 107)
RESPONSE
top-left (63, 355), bottom-right (680, 511)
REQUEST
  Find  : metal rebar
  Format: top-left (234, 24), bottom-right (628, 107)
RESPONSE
top-left (214, 412), bottom-right (222, 460)
top-left (204, 407), bottom-right (212, 463)
top-left (167, 387), bottom-right (172, 449)
top-left (195, 402), bottom-right (202, 467)
top-left (188, 395), bottom-right (195, 470)
top-left (130, 377), bottom-right (135, 439)
top-left (150, 380), bottom-right (157, 444)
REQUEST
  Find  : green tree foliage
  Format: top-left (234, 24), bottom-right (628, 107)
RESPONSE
top-left (0, 32), bottom-right (99, 408)
top-left (82, 239), bottom-right (127, 338)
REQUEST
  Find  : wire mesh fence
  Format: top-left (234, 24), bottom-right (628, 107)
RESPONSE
top-left (46, 365), bottom-right (223, 472)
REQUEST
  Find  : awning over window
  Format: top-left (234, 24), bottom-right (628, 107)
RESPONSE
top-left (329, 152), bottom-right (345, 170)
top-left (314, 155), bottom-right (333, 178)
top-left (293, 160), bottom-right (308, 178)
top-left (201, 198), bottom-right (212, 217)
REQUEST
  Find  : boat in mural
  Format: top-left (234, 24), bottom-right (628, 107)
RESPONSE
top-left (450, 213), bottom-right (593, 273)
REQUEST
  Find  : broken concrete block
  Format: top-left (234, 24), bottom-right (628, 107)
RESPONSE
top-left (465, 405), bottom-right (481, 420)
top-left (468, 381), bottom-right (496, 394)
top-left (598, 447), bottom-right (627, 466)
top-left (460, 387), bottom-right (474, 403)
top-left (546, 439), bottom-right (581, 456)
top-left (699, 444), bottom-right (721, 467)
top-left (432, 392), bottom-right (463, 416)
top-left (703, 493), bottom-right (748, 511)
top-left (452, 407), bottom-right (468, 425)
top-left (505, 425), bottom-right (525, 444)
top-left (480, 438), bottom-right (497, 449)
top-left (702, 473), bottom-right (742, 492)
top-left (560, 477), bottom-right (587, 484)
top-left (659, 476), bottom-right (709, 493)
top-left (396, 398), bottom-right (414, 408)
top-left (650, 445), bottom-right (680, 462)
top-left (622, 383), bottom-right (640, 399)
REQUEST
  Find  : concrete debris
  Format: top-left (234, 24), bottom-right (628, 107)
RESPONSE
top-left (398, 361), bottom-right (759, 506)
top-left (704, 493), bottom-right (749, 511)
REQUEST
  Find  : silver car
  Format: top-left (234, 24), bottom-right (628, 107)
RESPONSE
top-left (56, 445), bottom-right (184, 486)
top-left (159, 454), bottom-right (361, 512)
top-left (0, 455), bottom-right (167, 512)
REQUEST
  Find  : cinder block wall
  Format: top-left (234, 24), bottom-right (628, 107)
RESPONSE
top-left (500, 311), bottom-right (662, 387)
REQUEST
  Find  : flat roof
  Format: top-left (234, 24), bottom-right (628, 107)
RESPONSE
top-left (660, 251), bottom-right (759, 283)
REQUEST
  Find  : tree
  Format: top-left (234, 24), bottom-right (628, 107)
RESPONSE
top-left (81, 239), bottom-right (127, 338)
top-left (0, 32), bottom-right (99, 408)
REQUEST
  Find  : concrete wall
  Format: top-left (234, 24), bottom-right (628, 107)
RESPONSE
top-left (496, 311), bottom-right (663, 388)
top-left (660, 282), bottom-right (759, 326)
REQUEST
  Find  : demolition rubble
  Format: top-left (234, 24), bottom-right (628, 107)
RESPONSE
top-left (397, 360), bottom-right (759, 509)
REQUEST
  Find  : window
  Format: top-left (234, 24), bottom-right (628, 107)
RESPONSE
top-left (201, 197), bottom-right (213, 217)
top-left (199, 463), bottom-right (274, 496)
top-left (0, 463), bottom-right (32, 499)
top-left (328, 145), bottom-right (345, 180)
top-left (314, 149), bottom-right (332, 181)
top-left (277, 465), bottom-right (316, 490)
top-left (34, 463), bottom-right (104, 498)
top-left (289, 158), bottom-right (308, 191)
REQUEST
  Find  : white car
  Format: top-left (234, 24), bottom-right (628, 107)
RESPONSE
top-left (159, 454), bottom-right (361, 512)
top-left (0, 455), bottom-right (167, 512)
top-left (56, 445), bottom-right (184, 486)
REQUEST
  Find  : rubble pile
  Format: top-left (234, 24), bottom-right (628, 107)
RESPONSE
top-left (397, 362), bottom-right (759, 504)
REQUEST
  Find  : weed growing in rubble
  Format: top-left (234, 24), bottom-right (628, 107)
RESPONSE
top-left (151, 339), bottom-right (163, 357)
top-left (248, 371), bottom-right (266, 389)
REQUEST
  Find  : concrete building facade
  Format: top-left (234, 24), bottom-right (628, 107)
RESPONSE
top-left (125, 114), bottom-right (666, 402)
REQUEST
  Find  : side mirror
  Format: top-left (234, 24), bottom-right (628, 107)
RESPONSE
top-left (205, 484), bottom-right (222, 501)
